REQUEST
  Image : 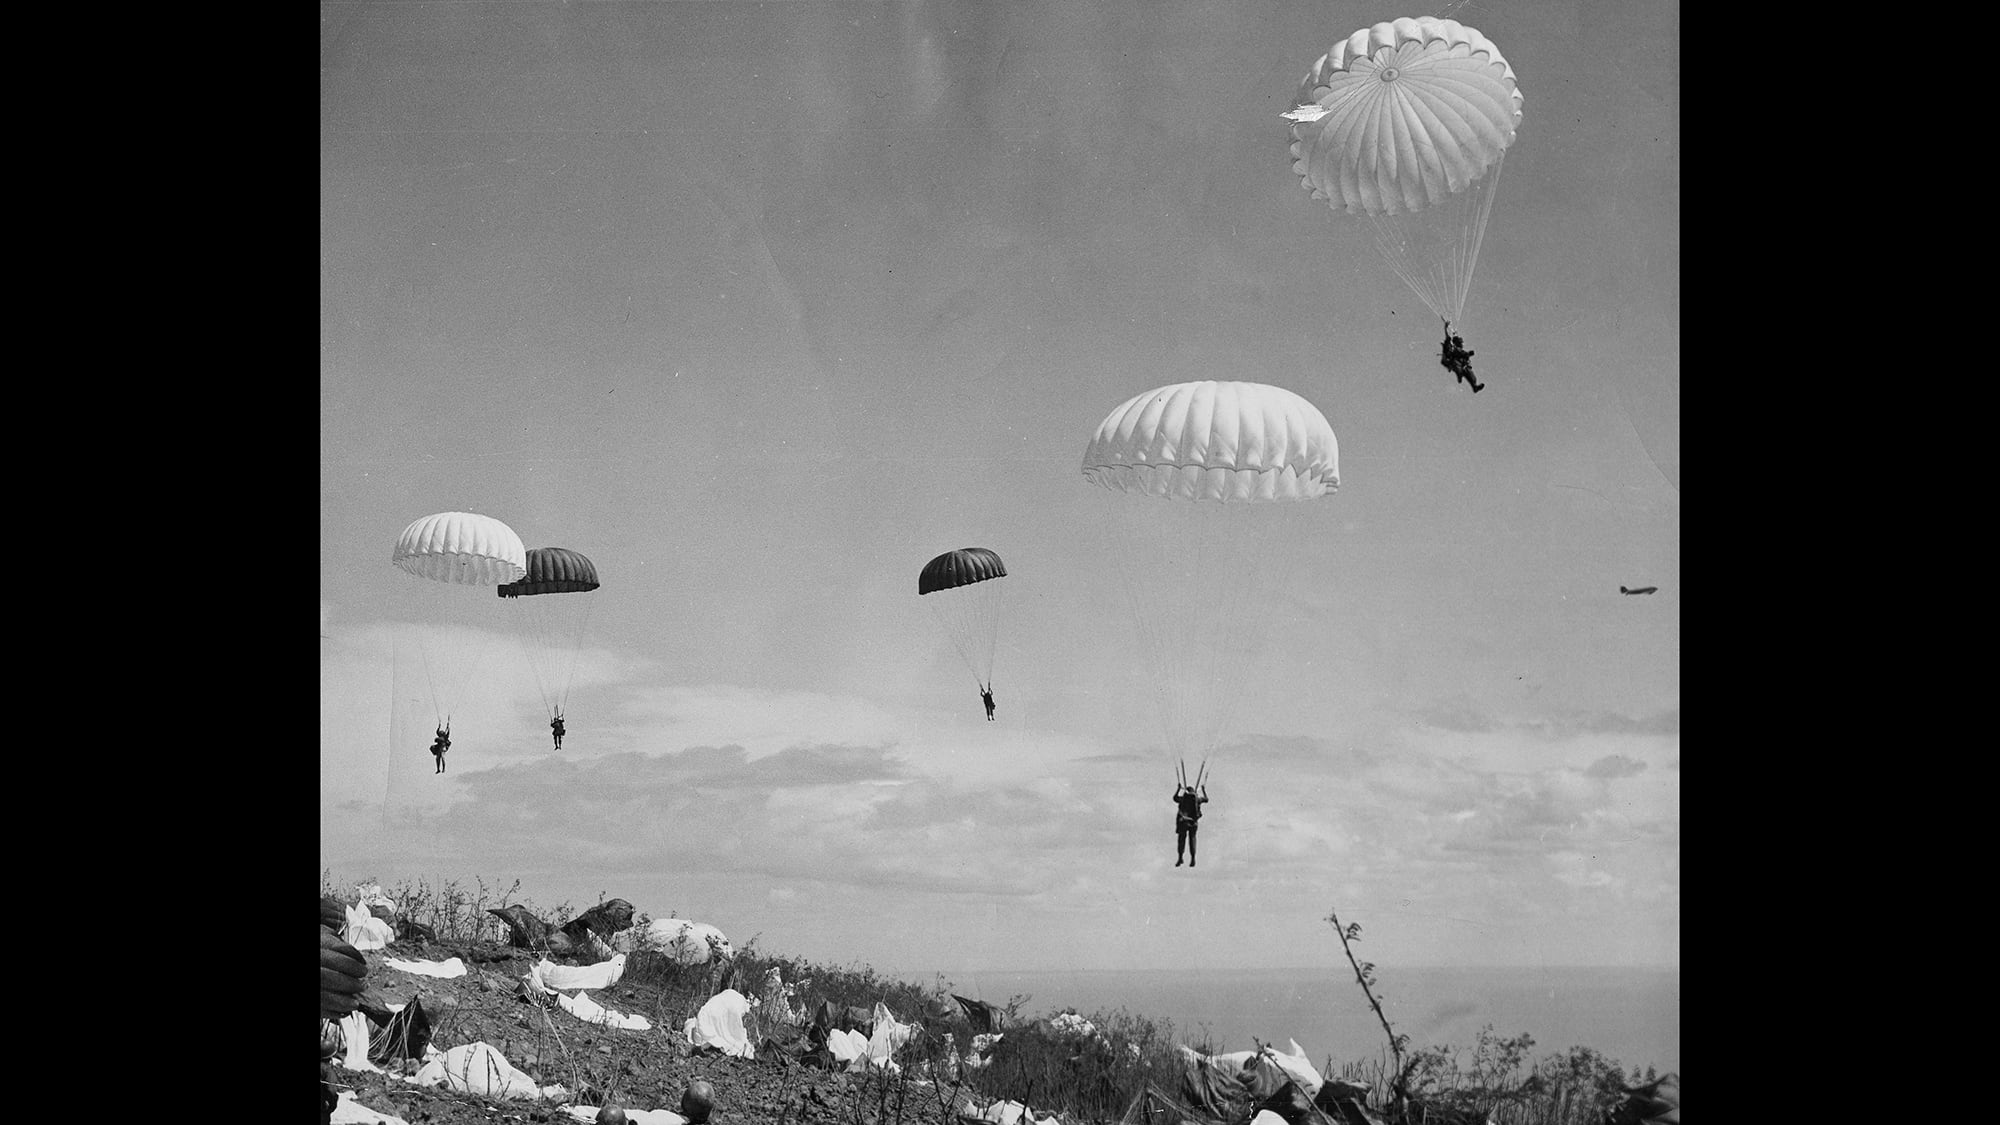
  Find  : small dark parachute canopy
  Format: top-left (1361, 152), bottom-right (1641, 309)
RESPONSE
top-left (919, 548), bottom-right (1008, 691)
top-left (498, 548), bottom-right (601, 597)
top-left (918, 548), bottom-right (1007, 595)
top-left (497, 547), bottom-right (602, 723)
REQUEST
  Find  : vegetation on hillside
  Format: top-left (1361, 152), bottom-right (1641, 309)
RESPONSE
top-left (323, 872), bottom-right (1663, 1124)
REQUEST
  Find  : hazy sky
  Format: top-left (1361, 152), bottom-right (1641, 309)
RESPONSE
top-left (321, 0), bottom-right (1678, 975)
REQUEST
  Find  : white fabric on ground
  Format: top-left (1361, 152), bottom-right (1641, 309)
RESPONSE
top-left (336, 1011), bottom-right (379, 1073)
top-left (331, 1090), bottom-right (412, 1124)
top-left (683, 988), bottom-right (754, 1058)
top-left (859, 1001), bottom-right (915, 1071)
top-left (559, 989), bottom-right (652, 1030)
top-left (614, 918), bottom-right (732, 963)
top-left (413, 1041), bottom-right (570, 1100)
top-left (826, 1028), bottom-right (868, 1064)
top-left (528, 953), bottom-right (626, 992)
top-left (383, 956), bottom-right (467, 978)
top-left (970, 1099), bottom-right (1060, 1125)
top-left (343, 903), bottom-right (396, 951)
top-left (1268, 1039), bottom-right (1323, 1096)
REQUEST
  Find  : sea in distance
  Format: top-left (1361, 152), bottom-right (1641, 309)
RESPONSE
top-left (897, 966), bottom-right (1679, 1077)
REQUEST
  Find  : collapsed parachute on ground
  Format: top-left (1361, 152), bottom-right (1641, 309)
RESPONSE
top-left (919, 547), bottom-right (1008, 691)
top-left (391, 511), bottom-right (527, 731)
top-left (615, 917), bottom-right (733, 964)
top-left (498, 546), bottom-right (602, 723)
top-left (1604, 1072), bottom-right (1680, 1125)
top-left (1081, 381), bottom-right (1338, 772)
top-left (1285, 16), bottom-right (1524, 329)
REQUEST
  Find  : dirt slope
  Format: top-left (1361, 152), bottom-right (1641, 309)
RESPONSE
top-left (328, 937), bottom-right (975, 1125)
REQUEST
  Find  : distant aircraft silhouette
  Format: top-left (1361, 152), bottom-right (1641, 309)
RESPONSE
top-left (1619, 586), bottom-right (1658, 596)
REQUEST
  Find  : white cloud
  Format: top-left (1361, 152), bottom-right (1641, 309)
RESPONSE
top-left (323, 611), bottom-right (1678, 968)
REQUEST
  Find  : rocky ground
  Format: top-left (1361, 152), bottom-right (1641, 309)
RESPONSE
top-left (327, 936), bottom-right (982, 1125)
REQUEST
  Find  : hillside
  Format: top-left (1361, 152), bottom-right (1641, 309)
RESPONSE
top-left (318, 885), bottom-right (1672, 1125)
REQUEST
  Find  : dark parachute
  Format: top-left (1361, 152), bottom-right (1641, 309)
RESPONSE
top-left (498, 547), bottom-right (601, 597)
top-left (919, 548), bottom-right (1008, 693)
top-left (498, 547), bottom-right (602, 725)
top-left (918, 548), bottom-right (1007, 595)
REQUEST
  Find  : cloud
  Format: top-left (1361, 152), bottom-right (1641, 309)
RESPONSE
top-left (1584, 754), bottom-right (1647, 779)
top-left (323, 620), bottom-right (1680, 967)
top-left (1523, 707), bottom-right (1680, 739)
top-left (1548, 851), bottom-right (1620, 890)
top-left (1401, 701), bottom-right (1680, 745)
top-left (620, 684), bottom-right (906, 760)
top-left (1411, 699), bottom-right (1497, 733)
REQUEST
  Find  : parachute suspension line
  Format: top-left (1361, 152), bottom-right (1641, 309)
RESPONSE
top-left (1452, 150), bottom-right (1506, 327)
top-left (926, 580), bottom-right (1005, 692)
top-left (1364, 151), bottom-right (1506, 327)
top-left (415, 631), bottom-right (447, 727)
top-left (511, 590), bottom-right (597, 722)
top-left (550, 596), bottom-right (594, 719)
top-left (517, 601), bottom-right (554, 722)
top-left (410, 584), bottom-right (456, 728)
top-left (928, 598), bottom-right (988, 690)
top-left (1108, 500), bottom-right (1267, 766)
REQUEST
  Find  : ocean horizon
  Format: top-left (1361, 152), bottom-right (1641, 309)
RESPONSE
top-left (892, 965), bottom-right (1679, 1077)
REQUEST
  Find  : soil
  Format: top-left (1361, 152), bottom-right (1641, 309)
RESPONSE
top-left (326, 937), bottom-right (976, 1125)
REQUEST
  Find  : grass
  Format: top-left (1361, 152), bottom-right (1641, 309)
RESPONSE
top-left (322, 872), bottom-right (1660, 1124)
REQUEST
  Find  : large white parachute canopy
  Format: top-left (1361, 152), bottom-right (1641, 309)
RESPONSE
top-left (391, 511), bottom-right (527, 732)
top-left (1285, 16), bottom-right (1524, 326)
top-left (1081, 382), bottom-right (1339, 768)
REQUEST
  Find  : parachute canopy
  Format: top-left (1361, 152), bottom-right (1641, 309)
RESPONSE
top-left (498, 547), bottom-right (601, 598)
top-left (1081, 381), bottom-right (1339, 501)
top-left (497, 547), bottom-right (602, 723)
top-left (918, 548), bottom-right (1007, 595)
top-left (1285, 17), bottom-right (1523, 327)
top-left (392, 512), bottom-right (527, 586)
top-left (387, 510), bottom-right (528, 745)
top-left (1287, 17), bottom-right (1522, 217)
top-left (1081, 382), bottom-right (1339, 765)
top-left (920, 547), bottom-right (1009, 691)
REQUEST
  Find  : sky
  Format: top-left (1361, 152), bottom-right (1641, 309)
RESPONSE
top-left (320, 0), bottom-right (1678, 976)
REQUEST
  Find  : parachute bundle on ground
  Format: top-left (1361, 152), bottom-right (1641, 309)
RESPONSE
top-left (390, 511), bottom-right (527, 730)
top-left (1081, 381), bottom-right (1338, 766)
top-left (497, 547), bottom-right (600, 725)
top-left (919, 548), bottom-right (1009, 691)
top-left (1285, 16), bottom-right (1524, 327)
